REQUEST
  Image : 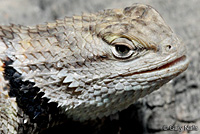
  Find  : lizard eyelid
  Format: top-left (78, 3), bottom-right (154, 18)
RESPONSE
top-left (103, 35), bottom-right (146, 59)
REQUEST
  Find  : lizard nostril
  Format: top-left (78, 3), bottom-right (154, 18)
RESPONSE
top-left (166, 45), bottom-right (172, 51)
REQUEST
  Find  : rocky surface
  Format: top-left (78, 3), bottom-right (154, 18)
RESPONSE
top-left (0, 0), bottom-right (199, 134)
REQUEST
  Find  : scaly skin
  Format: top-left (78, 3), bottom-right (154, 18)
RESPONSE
top-left (0, 4), bottom-right (189, 134)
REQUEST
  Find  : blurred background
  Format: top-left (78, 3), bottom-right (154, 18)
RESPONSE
top-left (0, 0), bottom-right (199, 134)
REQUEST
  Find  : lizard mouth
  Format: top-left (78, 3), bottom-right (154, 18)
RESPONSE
top-left (121, 55), bottom-right (189, 77)
top-left (127, 55), bottom-right (189, 83)
top-left (155, 55), bottom-right (188, 71)
top-left (130, 55), bottom-right (189, 76)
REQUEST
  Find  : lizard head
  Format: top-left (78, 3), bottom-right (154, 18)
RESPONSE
top-left (62, 4), bottom-right (189, 120)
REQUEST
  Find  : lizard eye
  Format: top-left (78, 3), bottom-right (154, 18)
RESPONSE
top-left (112, 42), bottom-right (133, 59)
top-left (103, 34), bottom-right (148, 60)
top-left (115, 44), bottom-right (130, 55)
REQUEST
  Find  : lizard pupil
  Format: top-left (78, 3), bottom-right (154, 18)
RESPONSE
top-left (115, 45), bottom-right (130, 55)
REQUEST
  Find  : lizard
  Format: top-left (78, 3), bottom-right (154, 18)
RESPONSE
top-left (0, 3), bottom-right (189, 134)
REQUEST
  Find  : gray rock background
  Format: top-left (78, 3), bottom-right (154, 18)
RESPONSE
top-left (0, 0), bottom-right (199, 134)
